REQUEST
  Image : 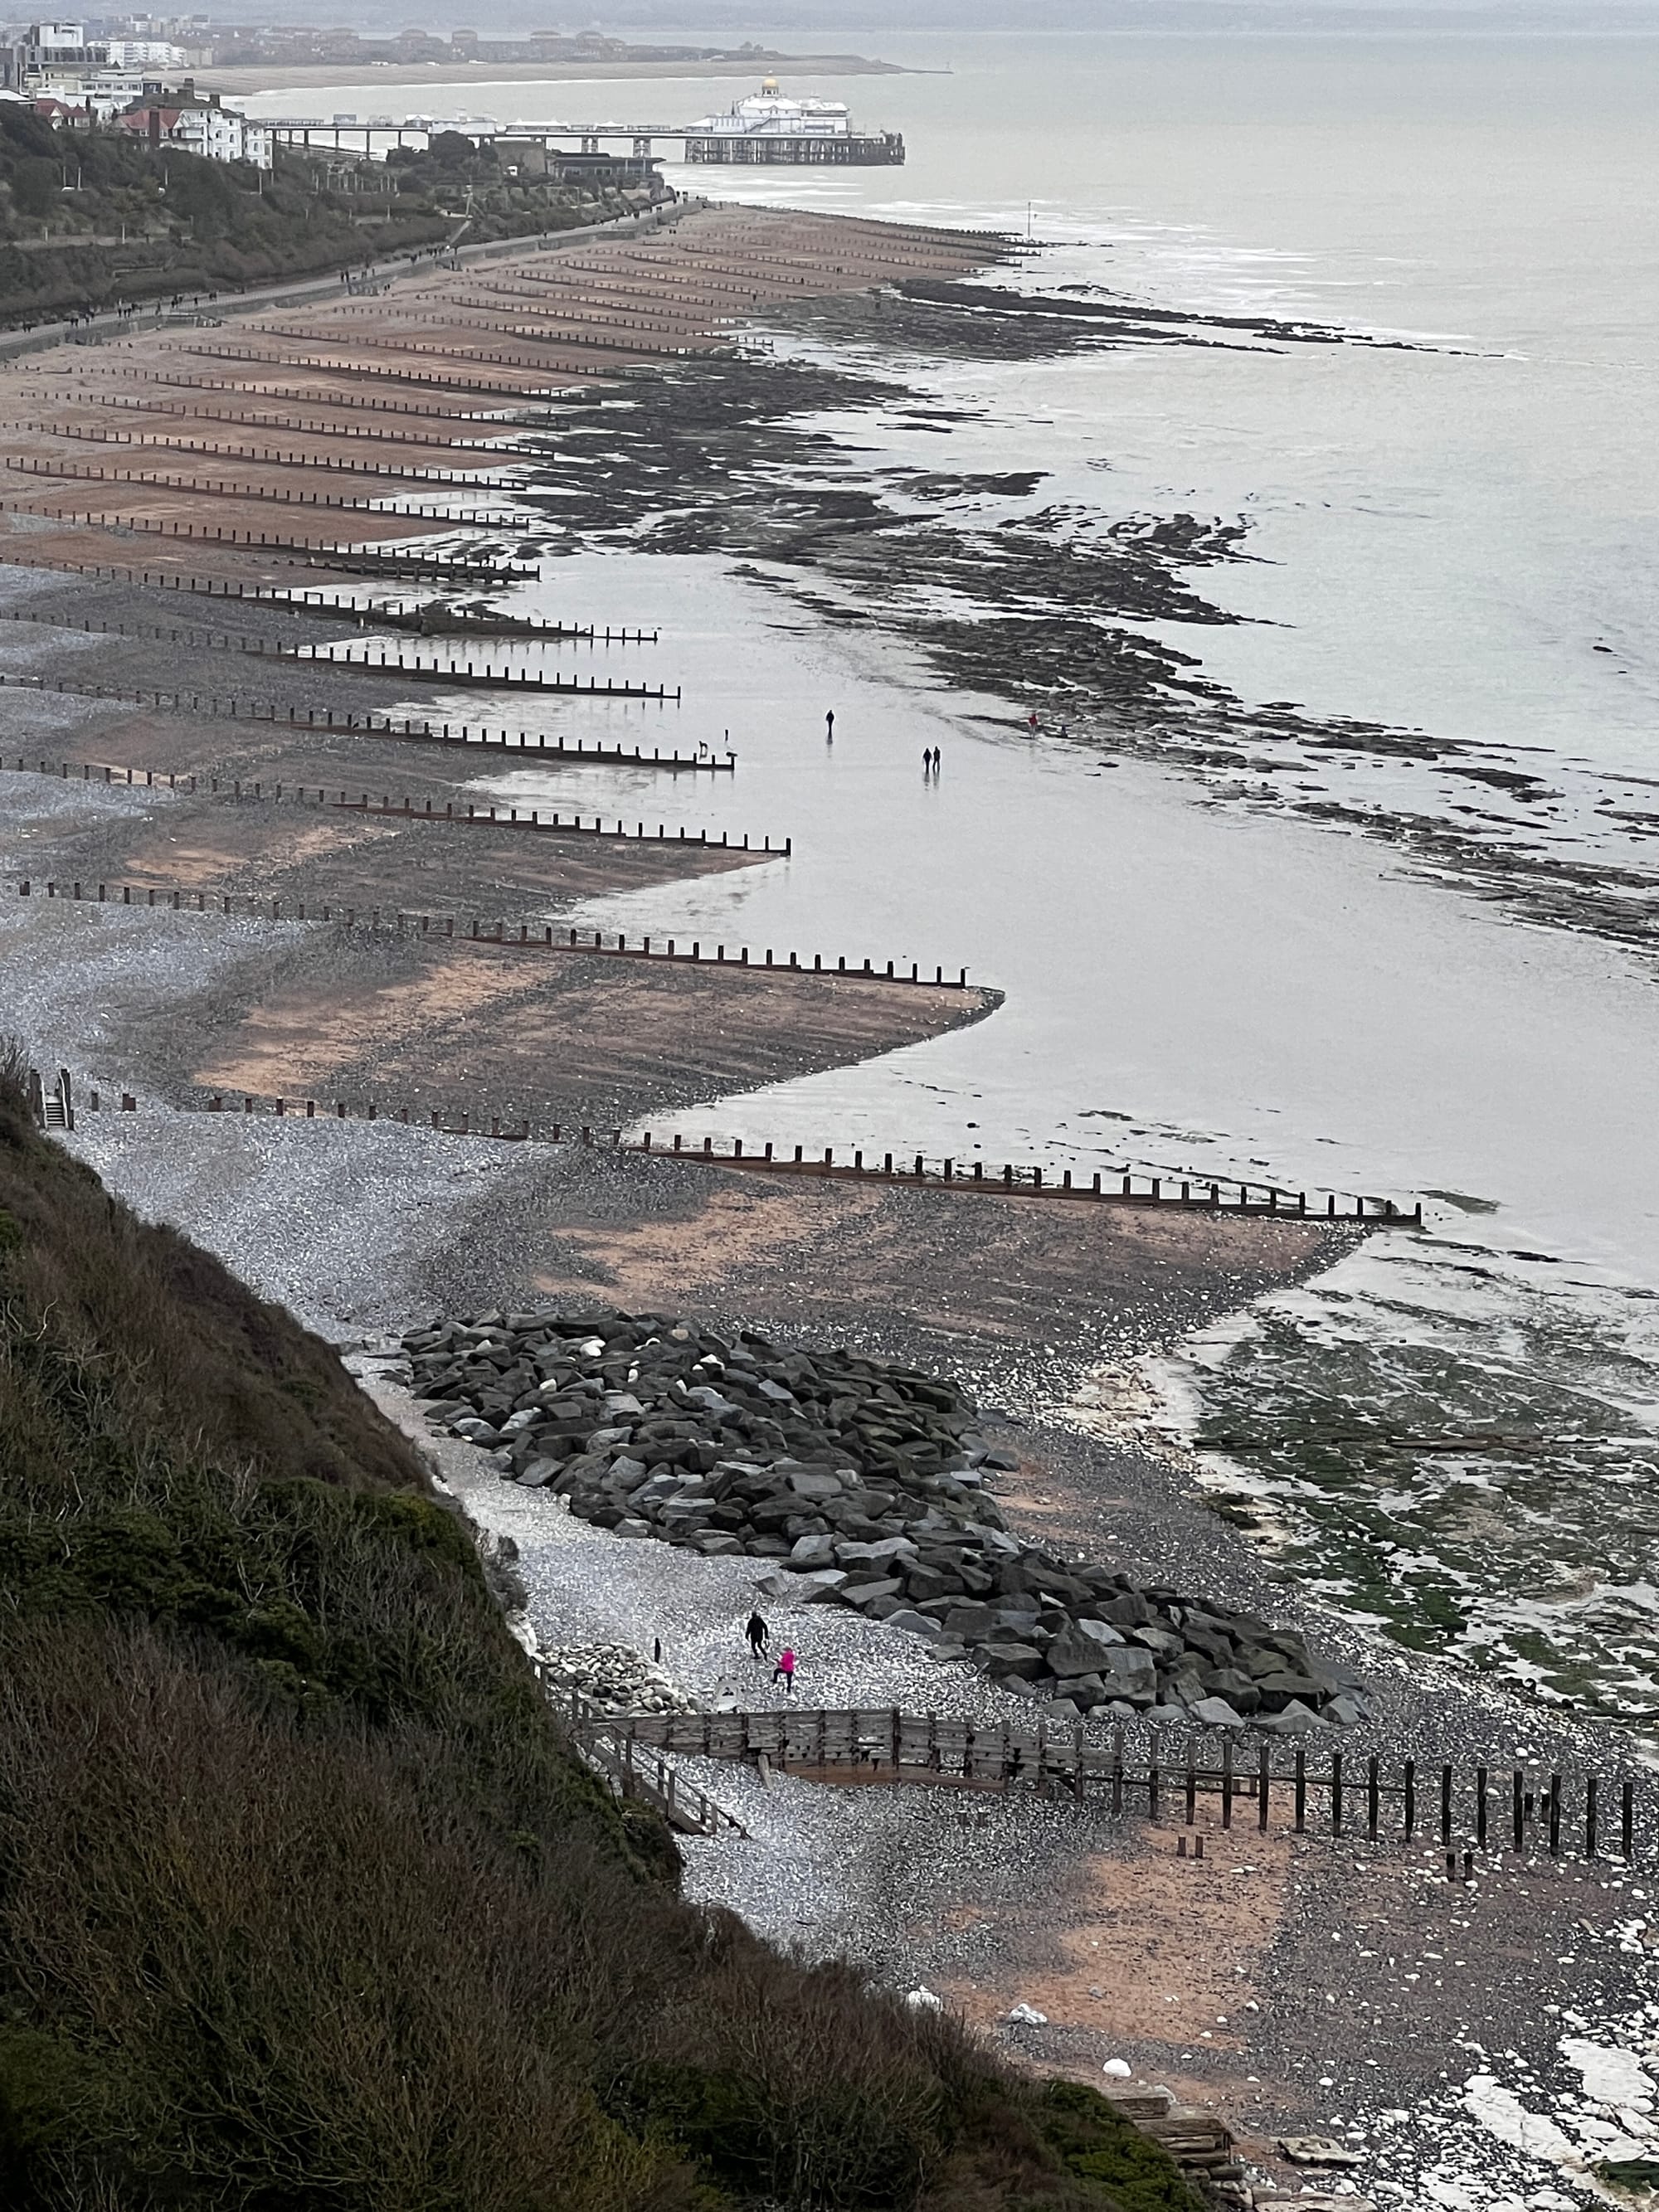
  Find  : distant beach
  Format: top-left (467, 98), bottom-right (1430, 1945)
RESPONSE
top-left (199, 51), bottom-right (911, 98)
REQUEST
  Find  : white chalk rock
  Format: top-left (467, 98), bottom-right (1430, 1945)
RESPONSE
top-left (1005, 2003), bottom-right (1048, 2027)
top-left (904, 1987), bottom-right (943, 2011)
top-left (1102, 2059), bottom-right (1132, 2078)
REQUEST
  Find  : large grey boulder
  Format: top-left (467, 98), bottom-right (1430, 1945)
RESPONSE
top-left (941, 1602), bottom-right (999, 1641)
top-left (885, 1609), bottom-right (942, 1640)
top-left (786, 1467), bottom-right (847, 1502)
top-left (1100, 1647), bottom-right (1158, 1703)
top-left (836, 1537), bottom-right (918, 1568)
top-left (839, 1577), bottom-right (903, 1609)
top-left (514, 1457), bottom-right (563, 1488)
top-left (1190, 1695), bottom-right (1245, 1729)
top-left (1048, 1621), bottom-right (1122, 1677)
top-left (1200, 1666), bottom-right (1263, 1714)
top-left (1256, 1699), bottom-right (1326, 1735)
top-left (1252, 1669), bottom-right (1328, 1713)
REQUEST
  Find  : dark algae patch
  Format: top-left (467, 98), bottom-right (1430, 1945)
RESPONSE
top-left (1190, 1290), bottom-right (1659, 1718)
top-left (512, 274), bottom-right (1659, 959)
top-left (0, 1046), bottom-right (1198, 2210)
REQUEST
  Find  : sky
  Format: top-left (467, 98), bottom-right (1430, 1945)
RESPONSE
top-left (195, 2), bottom-right (1659, 36)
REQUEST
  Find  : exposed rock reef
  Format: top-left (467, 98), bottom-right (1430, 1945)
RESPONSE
top-left (403, 1305), bottom-right (1368, 1732)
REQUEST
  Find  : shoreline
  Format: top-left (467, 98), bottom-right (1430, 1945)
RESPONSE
top-left (202, 52), bottom-right (914, 98)
top-left (335, 1262), bottom-right (1658, 2212)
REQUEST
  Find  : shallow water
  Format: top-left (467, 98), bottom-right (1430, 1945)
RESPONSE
top-left (251, 32), bottom-right (1659, 1719)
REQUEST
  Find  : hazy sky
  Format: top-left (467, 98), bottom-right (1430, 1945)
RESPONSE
top-left (201, 2), bottom-right (1659, 35)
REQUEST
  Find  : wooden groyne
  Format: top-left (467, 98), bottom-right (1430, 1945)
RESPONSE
top-left (39, 1073), bottom-right (1415, 1232)
top-left (0, 625), bottom-right (674, 701)
top-left (627, 1131), bottom-right (1416, 1225)
top-left (2, 455), bottom-right (536, 532)
top-left (0, 593), bottom-right (658, 649)
top-left (0, 498), bottom-right (538, 576)
top-left (0, 666), bottom-right (684, 732)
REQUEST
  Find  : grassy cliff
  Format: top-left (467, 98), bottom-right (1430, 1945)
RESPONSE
top-left (0, 1055), bottom-right (1204, 2212)
top-left (0, 111), bottom-right (661, 326)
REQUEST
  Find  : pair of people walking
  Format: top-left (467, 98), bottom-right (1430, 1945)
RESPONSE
top-left (744, 1611), bottom-right (796, 1693)
top-left (922, 746), bottom-right (942, 775)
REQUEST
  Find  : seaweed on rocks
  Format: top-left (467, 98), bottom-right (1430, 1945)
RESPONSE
top-left (406, 1305), bottom-right (1370, 1733)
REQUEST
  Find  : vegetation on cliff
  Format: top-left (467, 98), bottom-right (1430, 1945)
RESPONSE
top-left (0, 109), bottom-right (659, 326)
top-left (0, 1051), bottom-right (1202, 2211)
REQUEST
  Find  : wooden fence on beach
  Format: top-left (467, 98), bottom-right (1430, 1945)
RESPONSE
top-left (27, 1062), bottom-right (1416, 1228)
top-left (615, 1707), bottom-right (1642, 1867)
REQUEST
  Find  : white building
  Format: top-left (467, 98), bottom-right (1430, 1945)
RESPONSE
top-left (688, 78), bottom-right (852, 141)
top-left (32, 22), bottom-right (89, 54)
top-left (105, 40), bottom-right (188, 69)
top-left (115, 90), bottom-right (273, 168)
top-left (32, 67), bottom-right (145, 117)
top-left (168, 100), bottom-right (270, 168)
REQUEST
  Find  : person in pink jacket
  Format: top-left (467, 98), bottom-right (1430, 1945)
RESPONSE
top-left (772, 1646), bottom-right (796, 1694)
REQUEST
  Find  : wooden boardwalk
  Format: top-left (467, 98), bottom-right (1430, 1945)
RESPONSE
top-left (617, 1706), bottom-right (1642, 1866)
top-left (535, 1668), bottom-right (747, 1840)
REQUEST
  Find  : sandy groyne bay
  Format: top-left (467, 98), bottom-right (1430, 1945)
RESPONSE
top-left (5, 198), bottom-right (1653, 2212)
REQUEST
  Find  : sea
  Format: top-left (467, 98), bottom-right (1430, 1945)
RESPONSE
top-left (244, 25), bottom-right (1659, 1727)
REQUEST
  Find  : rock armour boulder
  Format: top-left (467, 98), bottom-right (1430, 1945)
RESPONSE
top-left (401, 1305), bottom-right (1365, 1728)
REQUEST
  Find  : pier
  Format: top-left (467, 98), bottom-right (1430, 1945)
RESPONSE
top-left (263, 118), bottom-right (906, 165)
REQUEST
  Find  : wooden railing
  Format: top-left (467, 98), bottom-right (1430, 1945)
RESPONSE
top-left (615, 1708), bottom-right (1642, 1866)
top-left (533, 1665), bottom-right (747, 1840)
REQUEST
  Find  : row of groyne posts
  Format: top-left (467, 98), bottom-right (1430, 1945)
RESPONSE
top-left (0, 604), bottom-right (671, 690)
top-left (607, 1706), bottom-right (1647, 1872)
top-left (26, 1071), bottom-right (1418, 1225)
top-left (0, 659), bottom-right (677, 711)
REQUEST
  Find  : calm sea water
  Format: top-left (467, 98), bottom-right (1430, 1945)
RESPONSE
top-left (248, 34), bottom-right (1659, 1721)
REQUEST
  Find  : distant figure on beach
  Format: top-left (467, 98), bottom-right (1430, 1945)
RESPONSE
top-left (1026, 711), bottom-right (1039, 736)
top-left (746, 1611), bottom-right (769, 1660)
top-left (825, 709), bottom-right (835, 741)
top-left (773, 1646), bottom-right (797, 1694)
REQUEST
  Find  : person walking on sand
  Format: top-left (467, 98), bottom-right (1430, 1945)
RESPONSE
top-left (746, 1611), bottom-right (769, 1660)
top-left (825, 708), bottom-right (835, 742)
top-left (773, 1646), bottom-right (797, 1694)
